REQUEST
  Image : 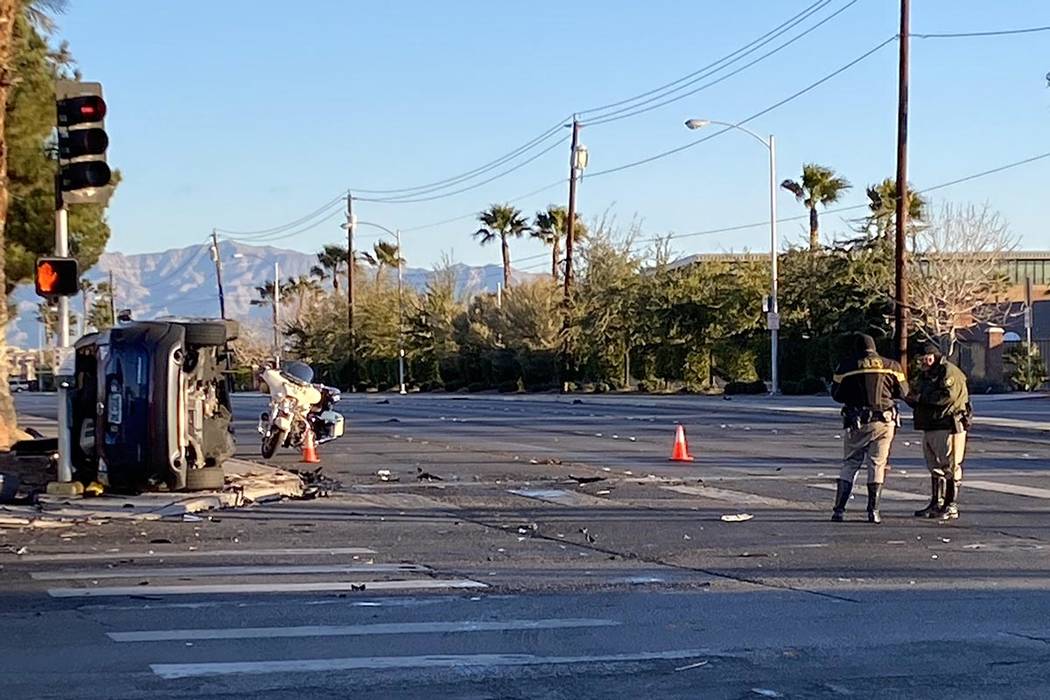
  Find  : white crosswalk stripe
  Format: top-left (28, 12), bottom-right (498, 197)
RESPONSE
top-left (149, 650), bottom-right (711, 679)
top-left (48, 579), bottom-right (486, 598)
top-left (26, 547), bottom-right (486, 599)
top-left (109, 618), bottom-right (621, 642)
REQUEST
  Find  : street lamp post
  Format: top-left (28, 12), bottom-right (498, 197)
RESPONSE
top-left (356, 220), bottom-right (407, 394)
top-left (685, 119), bottom-right (780, 395)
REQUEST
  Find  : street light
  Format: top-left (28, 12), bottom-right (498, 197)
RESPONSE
top-left (685, 118), bottom-right (780, 395)
top-left (356, 220), bottom-right (407, 395)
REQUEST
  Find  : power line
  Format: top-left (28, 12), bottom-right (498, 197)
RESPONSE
top-left (586, 35), bottom-right (898, 179)
top-left (913, 25), bottom-right (1050, 39)
top-left (401, 178), bottom-right (566, 233)
top-left (218, 210), bottom-right (344, 244)
top-left (355, 136), bottom-right (569, 204)
top-left (584, 0), bottom-right (860, 126)
top-left (621, 148), bottom-right (1050, 252)
top-left (348, 117), bottom-right (570, 196)
top-left (578, 0), bottom-right (830, 117)
top-left (215, 192), bottom-right (346, 237)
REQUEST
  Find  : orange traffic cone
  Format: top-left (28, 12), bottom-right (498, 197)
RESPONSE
top-left (300, 428), bottom-right (321, 464)
top-left (669, 424), bottom-right (694, 462)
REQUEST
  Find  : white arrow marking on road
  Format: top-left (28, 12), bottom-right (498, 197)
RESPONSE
top-left (31, 563), bottom-right (428, 581)
top-left (150, 649), bottom-right (712, 679)
top-left (110, 618), bottom-right (620, 642)
top-left (48, 579), bottom-right (486, 598)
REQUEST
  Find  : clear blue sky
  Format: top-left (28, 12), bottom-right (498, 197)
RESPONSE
top-left (57, 0), bottom-right (1050, 270)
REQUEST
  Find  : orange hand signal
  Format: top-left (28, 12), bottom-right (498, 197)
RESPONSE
top-left (37, 261), bottom-right (59, 293)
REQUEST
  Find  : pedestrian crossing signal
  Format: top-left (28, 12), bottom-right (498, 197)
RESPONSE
top-left (34, 257), bottom-right (79, 298)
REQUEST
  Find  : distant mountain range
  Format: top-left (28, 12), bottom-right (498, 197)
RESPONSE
top-left (6, 241), bottom-right (543, 347)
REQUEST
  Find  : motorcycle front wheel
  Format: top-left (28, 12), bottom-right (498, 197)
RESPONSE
top-left (261, 428), bottom-right (286, 459)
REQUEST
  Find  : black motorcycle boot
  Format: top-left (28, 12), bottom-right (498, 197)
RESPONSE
top-left (867, 483), bottom-right (883, 524)
top-left (914, 475), bottom-right (946, 518)
top-left (831, 479), bottom-right (853, 522)
top-left (940, 479), bottom-right (960, 520)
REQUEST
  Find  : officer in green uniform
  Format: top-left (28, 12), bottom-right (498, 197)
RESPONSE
top-left (906, 343), bottom-right (971, 520)
top-left (830, 333), bottom-right (908, 523)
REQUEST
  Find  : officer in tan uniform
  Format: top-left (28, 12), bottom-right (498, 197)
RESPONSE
top-left (906, 343), bottom-right (971, 520)
top-left (830, 333), bottom-right (908, 523)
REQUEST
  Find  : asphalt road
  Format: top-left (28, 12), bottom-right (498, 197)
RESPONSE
top-left (5, 391), bottom-right (1050, 698)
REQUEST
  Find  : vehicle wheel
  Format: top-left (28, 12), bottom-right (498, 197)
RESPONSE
top-left (261, 429), bottom-right (284, 459)
top-left (184, 466), bottom-right (225, 491)
top-left (180, 321), bottom-right (229, 347)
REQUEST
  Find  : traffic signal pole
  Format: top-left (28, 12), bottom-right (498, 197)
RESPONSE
top-left (53, 175), bottom-right (75, 486)
top-left (54, 175), bottom-right (70, 349)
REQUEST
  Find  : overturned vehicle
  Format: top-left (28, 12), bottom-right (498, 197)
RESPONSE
top-left (69, 318), bottom-right (238, 494)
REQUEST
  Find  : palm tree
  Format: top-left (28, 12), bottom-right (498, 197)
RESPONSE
top-left (313, 244), bottom-right (347, 291)
top-left (474, 204), bottom-right (530, 290)
top-left (281, 275), bottom-right (322, 327)
top-left (79, 278), bottom-right (94, 335)
top-left (372, 240), bottom-right (404, 282)
top-left (863, 178), bottom-right (927, 240)
top-left (532, 205), bottom-right (587, 281)
top-left (780, 163), bottom-right (851, 250)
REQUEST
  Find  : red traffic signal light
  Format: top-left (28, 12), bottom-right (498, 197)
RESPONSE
top-left (56, 95), bottom-right (107, 127)
top-left (34, 257), bottom-right (80, 297)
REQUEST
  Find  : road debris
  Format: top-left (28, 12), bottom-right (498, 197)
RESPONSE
top-left (376, 469), bottom-right (399, 482)
top-left (595, 490), bottom-right (611, 496)
top-left (674, 660), bottom-right (709, 672)
top-left (516, 523), bottom-right (538, 536)
top-left (568, 475), bottom-right (605, 484)
top-left (579, 527), bottom-right (597, 544)
top-left (721, 513), bottom-right (754, 523)
top-left (751, 689), bottom-right (783, 698)
top-left (416, 468), bottom-right (443, 482)
top-left (290, 466), bottom-right (340, 498)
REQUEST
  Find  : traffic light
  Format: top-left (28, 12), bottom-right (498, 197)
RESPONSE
top-left (56, 80), bottom-right (111, 203)
top-left (34, 257), bottom-right (80, 298)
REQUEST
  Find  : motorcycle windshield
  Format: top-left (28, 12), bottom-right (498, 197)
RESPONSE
top-left (282, 361), bottom-right (314, 384)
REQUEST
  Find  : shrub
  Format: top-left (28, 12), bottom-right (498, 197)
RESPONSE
top-left (724, 380), bottom-right (766, 395)
top-left (497, 380), bottom-right (519, 393)
top-left (467, 381), bottom-right (487, 392)
top-left (800, 376), bottom-right (827, 395)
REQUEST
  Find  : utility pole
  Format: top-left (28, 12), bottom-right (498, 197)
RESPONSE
top-left (767, 134), bottom-right (780, 396)
top-left (210, 229), bottom-right (227, 319)
top-left (108, 270), bottom-right (116, 323)
top-left (273, 261), bottom-right (281, 365)
top-left (564, 118), bottom-right (581, 295)
top-left (396, 228), bottom-right (406, 395)
top-left (346, 193), bottom-right (357, 389)
top-left (1025, 276), bottom-right (1034, 389)
top-left (894, 0), bottom-right (911, 365)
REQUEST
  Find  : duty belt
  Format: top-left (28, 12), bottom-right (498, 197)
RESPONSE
top-left (842, 406), bottom-right (897, 430)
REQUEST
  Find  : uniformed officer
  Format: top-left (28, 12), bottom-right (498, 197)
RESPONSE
top-left (906, 343), bottom-right (971, 521)
top-left (830, 333), bottom-right (908, 523)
